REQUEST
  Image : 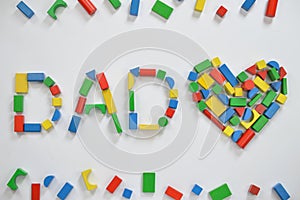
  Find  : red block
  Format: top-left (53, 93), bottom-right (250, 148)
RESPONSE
top-left (31, 183), bottom-right (40, 200)
top-left (237, 129), bottom-right (255, 149)
top-left (241, 80), bottom-right (255, 91)
top-left (14, 115), bottom-right (24, 132)
top-left (203, 109), bottom-right (225, 131)
top-left (140, 69), bottom-right (156, 76)
top-left (279, 66), bottom-right (287, 80)
top-left (246, 65), bottom-right (257, 75)
top-left (75, 96), bottom-right (87, 114)
top-left (192, 92), bottom-right (202, 102)
top-left (216, 6), bottom-right (227, 18)
top-left (106, 176), bottom-right (122, 193)
top-left (50, 85), bottom-right (61, 96)
top-left (209, 68), bottom-right (226, 84)
top-left (78, 0), bottom-right (97, 15)
top-left (165, 186), bottom-right (183, 200)
top-left (165, 107), bottom-right (175, 118)
top-left (235, 107), bottom-right (245, 117)
top-left (255, 104), bottom-right (267, 114)
top-left (248, 184), bottom-right (260, 195)
top-left (265, 0), bottom-right (278, 17)
top-left (257, 70), bottom-right (267, 80)
top-left (96, 72), bottom-right (109, 90)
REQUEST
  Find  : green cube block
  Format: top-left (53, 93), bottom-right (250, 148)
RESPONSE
top-left (237, 71), bottom-right (248, 82)
top-left (129, 91), bottom-right (135, 111)
top-left (212, 84), bottom-right (222, 94)
top-left (152, 0), bottom-right (173, 20)
top-left (268, 68), bottom-right (280, 81)
top-left (229, 115), bottom-right (240, 126)
top-left (209, 183), bottom-right (232, 200)
top-left (112, 113), bottom-right (122, 134)
top-left (189, 82), bottom-right (199, 92)
top-left (194, 59), bottom-right (212, 73)
top-left (79, 78), bottom-right (93, 97)
top-left (43, 76), bottom-right (55, 87)
top-left (229, 98), bottom-right (247, 107)
top-left (14, 95), bottom-right (24, 113)
top-left (156, 69), bottom-right (166, 80)
top-left (197, 101), bottom-right (207, 111)
top-left (143, 172), bottom-right (156, 193)
top-left (252, 115), bottom-right (269, 132)
top-left (108, 0), bottom-right (121, 9)
top-left (282, 78), bottom-right (288, 95)
top-left (248, 93), bottom-right (262, 107)
top-left (262, 90), bottom-right (277, 107)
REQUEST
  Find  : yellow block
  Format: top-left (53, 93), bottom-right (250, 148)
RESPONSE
top-left (224, 82), bottom-right (235, 95)
top-left (256, 60), bottom-right (267, 70)
top-left (223, 126), bottom-right (234, 137)
top-left (52, 98), bottom-right (62, 107)
top-left (81, 169), bottom-right (98, 191)
top-left (102, 89), bottom-right (117, 114)
top-left (241, 110), bottom-right (260, 129)
top-left (197, 73), bottom-right (214, 89)
top-left (194, 0), bottom-right (206, 12)
top-left (139, 124), bottom-right (160, 130)
top-left (276, 93), bottom-right (287, 104)
top-left (169, 89), bottom-right (178, 99)
top-left (41, 119), bottom-right (53, 131)
top-left (15, 73), bottom-right (28, 94)
top-left (254, 76), bottom-right (270, 92)
top-left (212, 57), bottom-right (221, 67)
top-left (128, 72), bottom-right (135, 90)
top-left (205, 95), bottom-right (227, 117)
top-left (234, 88), bottom-right (243, 97)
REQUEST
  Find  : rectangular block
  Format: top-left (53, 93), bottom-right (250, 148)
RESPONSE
top-left (251, 115), bottom-right (268, 132)
top-left (15, 73), bottom-right (28, 93)
top-left (24, 123), bottom-right (41, 132)
top-left (206, 96), bottom-right (227, 117)
top-left (262, 90), bottom-right (277, 107)
top-left (219, 107), bottom-right (235, 123)
top-left (229, 98), bottom-right (247, 107)
top-left (197, 73), bottom-right (214, 89)
top-left (108, 0), bottom-right (121, 9)
top-left (194, 59), bottom-right (211, 73)
top-left (57, 182), bottom-right (73, 200)
top-left (14, 95), bottom-right (24, 113)
top-left (268, 68), bottom-right (280, 81)
top-left (248, 93), bottom-right (262, 107)
top-left (194, 0), bottom-right (206, 12)
top-left (203, 109), bottom-right (226, 130)
top-left (79, 78), bottom-right (93, 97)
top-left (27, 73), bottom-right (45, 82)
top-left (112, 113), bottom-right (122, 134)
top-left (75, 96), bottom-right (87, 114)
top-left (209, 68), bottom-right (226, 84)
top-left (17, 1), bottom-right (35, 19)
top-left (106, 176), bottom-right (122, 193)
top-left (219, 64), bottom-right (239, 87)
top-left (129, 113), bottom-right (138, 130)
top-left (130, 0), bottom-right (140, 16)
top-left (264, 102), bottom-right (280, 119)
top-left (273, 183), bottom-right (290, 200)
top-left (165, 186), bottom-right (183, 200)
top-left (102, 89), bottom-right (117, 114)
top-left (224, 82), bottom-right (235, 95)
top-left (139, 124), bottom-right (160, 130)
top-left (254, 76), bottom-right (270, 92)
top-left (96, 72), bottom-right (109, 90)
top-left (140, 69), bottom-right (156, 76)
top-left (14, 115), bottom-right (24, 132)
top-left (129, 91), bottom-right (135, 111)
top-left (241, 0), bottom-right (256, 11)
top-left (143, 172), bottom-right (155, 193)
top-left (152, 0), bottom-right (174, 20)
top-left (31, 183), bottom-right (40, 200)
top-left (282, 78), bottom-right (287, 95)
top-left (209, 183), bottom-right (232, 200)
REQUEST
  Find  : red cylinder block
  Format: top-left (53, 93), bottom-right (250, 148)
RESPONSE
top-left (78, 0), bottom-right (97, 15)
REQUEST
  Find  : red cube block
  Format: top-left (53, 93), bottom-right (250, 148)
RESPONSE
top-left (165, 107), bottom-right (175, 118)
top-left (50, 85), bottom-right (61, 96)
top-left (192, 92), bottom-right (202, 102)
top-left (255, 104), bottom-right (267, 114)
top-left (216, 6), bottom-right (228, 18)
top-left (248, 184), bottom-right (260, 195)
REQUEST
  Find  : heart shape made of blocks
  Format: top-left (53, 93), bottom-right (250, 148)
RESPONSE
top-left (187, 58), bottom-right (288, 149)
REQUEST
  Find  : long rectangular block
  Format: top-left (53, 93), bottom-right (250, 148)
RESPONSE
top-left (203, 109), bottom-right (226, 130)
top-left (102, 89), bottom-right (117, 114)
top-left (262, 90), bottom-right (277, 107)
top-left (140, 69), bottom-right (156, 76)
top-left (15, 73), bottom-right (28, 93)
top-left (209, 183), bottom-right (232, 200)
top-left (241, 0), bottom-right (256, 11)
top-left (253, 76), bottom-right (270, 92)
top-left (57, 182), bottom-right (73, 200)
top-left (31, 183), bottom-right (40, 200)
top-left (218, 64), bottom-right (239, 87)
top-left (129, 113), bottom-right (137, 130)
top-left (282, 78), bottom-right (287, 95)
top-left (79, 78), bottom-right (93, 97)
top-left (229, 98), bottom-right (247, 107)
top-left (129, 91), bottom-right (135, 111)
top-left (106, 176), bottom-right (122, 193)
top-left (194, 59), bottom-right (211, 73)
top-left (112, 113), bottom-right (122, 134)
top-left (209, 68), bottom-right (226, 84)
top-left (17, 1), bottom-right (35, 19)
top-left (130, 0), bottom-right (140, 16)
top-left (27, 73), bottom-right (45, 82)
top-left (14, 95), bottom-right (24, 113)
top-left (152, 0), bottom-right (174, 20)
top-left (139, 124), bottom-right (159, 130)
top-left (273, 183), bottom-right (290, 200)
top-left (248, 93), bottom-right (262, 107)
top-left (143, 172), bottom-right (155, 193)
top-left (75, 96), bottom-right (87, 114)
top-left (24, 123), bottom-right (41, 132)
top-left (251, 115), bottom-right (268, 132)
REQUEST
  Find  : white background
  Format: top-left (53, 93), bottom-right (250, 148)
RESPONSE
top-left (0, 0), bottom-right (300, 199)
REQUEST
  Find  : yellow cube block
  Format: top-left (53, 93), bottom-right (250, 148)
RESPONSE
top-left (276, 93), bottom-right (287, 104)
top-left (52, 98), bottom-right (62, 107)
top-left (139, 124), bottom-right (160, 130)
top-left (224, 82), bottom-right (235, 95)
top-left (223, 126), bottom-right (234, 137)
top-left (197, 73), bottom-right (215, 89)
top-left (254, 76), bottom-right (270, 92)
top-left (205, 95), bottom-right (227, 117)
top-left (128, 72), bottom-right (135, 90)
top-left (212, 57), bottom-right (221, 67)
top-left (194, 0), bottom-right (206, 12)
top-left (102, 89), bottom-right (117, 114)
top-left (41, 119), bottom-right (53, 131)
top-left (15, 73), bottom-right (28, 94)
top-left (234, 88), bottom-right (243, 97)
top-left (256, 60), bottom-right (267, 70)
top-left (169, 89), bottom-right (178, 99)
top-left (241, 110), bottom-right (260, 129)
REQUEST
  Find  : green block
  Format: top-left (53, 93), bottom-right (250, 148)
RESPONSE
top-left (85, 104), bottom-right (106, 114)
top-left (229, 98), bottom-right (247, 107)
top-left (152, 0), bottom-right (173, 20)
top-left (14, 95), bottom-right (24, 113)
top-left (197, 101), bottom-right (207, 111)
top-left (237, 71), bottom-right (248, 82)
top-left (267, 68), bottom-right (280, 81)
top-left (43, 76), bottom-right (55, 87)
top-left (143, 172), bottom-right (156, 193)
top-left (158, 117), bottom-right (168, 127)
top-left (108, 0), bottom-right (121, 9)
top-left (189, 82), bottom-right (199, 92)
top-left (248, 93), bottom-right (262, 107)
top-left (212, 84), bottom-right (222, 94)
top-left (7, 168), bottom-right (28, 191)
top-left (282, 78), bottom-right (287, 95)
top-left (156, 69), bottom-right (166, 80)
top-left (79, 78), bottom-right (93, 97)
top-left (252, 115), bottom-right (269, 132)
top-left (194, 59), bottom-right (211, 73)
top-left (229, 115), bottom-right (240, 126)
top-left (262, 90), bottom-right (277, 107)
top-left (209, 183), bottom-right (232, 200)
top-left (47, 0), bottom-right (67, 20)
top-left (129, 90), bottom-right (135, 111)
top-left (112, 113), bottom-right (122, 134)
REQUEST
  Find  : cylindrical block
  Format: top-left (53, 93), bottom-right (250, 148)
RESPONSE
top-left (265, 0), bottom-right (278, 17)
top-left (78, 0), bottom-right (97, 15)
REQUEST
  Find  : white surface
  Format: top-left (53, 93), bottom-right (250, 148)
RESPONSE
top-left (0, 0), bottom-right (299, 199)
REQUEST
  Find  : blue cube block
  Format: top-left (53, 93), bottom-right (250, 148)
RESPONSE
top-left (16, 1), bottom-right (35, 19)
top-left (241, 0), bottom-right (256, 11)
top-left (169, 99), bottom-right (178, 109)
top-left (68, 115), bottom-right (81, 133)
top-left (191, 184), bottom-right (203, 196)
top-left (57, 182), bottom-right (73, 200)
top-left (188, 71), bottom-right (198, 81)
top-left (129, 113), bottom-right (138, 130)
top-left (122, 188), bottom-right (133, 199)
top-left (27, 73), bottom-right (45, 82)
top-left (130, 0), bottom-right (140, 16)
top-left (24, 123), bottom-right (41, 132)
top-left (273, 183), bottom-right (290, 200)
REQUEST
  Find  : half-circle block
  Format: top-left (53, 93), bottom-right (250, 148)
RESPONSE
top-left (44, 175), bottom-right (55, 187)
top-left (51, 109), bottom-right (61, 121)
top-left (81, 169), bottom-right (97, 191)
top-left (47, 0), bottom-right (68, 20)
top-left (7, 168), bottom-right (28, 191)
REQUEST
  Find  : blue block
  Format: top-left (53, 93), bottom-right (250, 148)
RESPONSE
top-left (231, 130), bottom-right (243, 142)
top-left (169, 99), bottom-right (178, 109)
top-left (264, 102), bottom-right (280, 119)
top-left (130, 0), bottom-right (140, 16)
top-left (57, 182), bottom-right (73, 200)
top-left (27, 73), bottom-right (45, 82)
top-left (68, 115), bottom-right (81, 133)
top-left (24, 123), bottom-right (41, 132)
top-left (51, 109), bottom-right (61, 122)
top-left (122, 188), bottom-right (133, 199)
top-left (242, 108), bottom-right (252, 121)
top-left (218, 94), bottom-right (229, 105)
top-left (267, 61), bottom-right (280, 71)
top-left (191, 184), bottom-right (203, 196)
top-left (130, 67), bottom-right (140, 77)
top-left (219, 108), bottom-right (235, 123)
top-left (273, 183), bottom-right (290, 200)
top-left (248, 87), bottom-right (259, 99)
top-left (86, 69), bottom-right (96, 81)
top-left (271, 81), bottom-right (281, 92)
top-left (200, 89), bottom-right (210, 99)
top-left (44, 175), bottom-right (55, 187)
top-left (219, 64), bottom-right (239, 87)
top-left (165, 77), bottom-right (175, 89)
top-left (16, 1), bottom-right (35, 19)
top-left (129, 113), bottom-right (138, 130)
top-left (188, 71), bottom-right (198, 81)
top-left (241, 0), bottom-right (256, 11)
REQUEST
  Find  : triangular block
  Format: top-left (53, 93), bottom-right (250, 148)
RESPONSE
top-left (279, 67), bottom-right (287, 80)
top-left (246, 65), bottom-right (257, 75)
top-left (130, 67), bottom-right (140, 77)
top-left (86, 70), bottom-right (96, 81)
top-left (270, 81), bottom-right (281, 92)
top-left (257, 70), bottom-right (267, 80)
top-left (200, 89), bottom-right (210, 99)
top-left (68, 115), bottom-right (81, 133)
top-left (235, 107), bottom-right (245, 117)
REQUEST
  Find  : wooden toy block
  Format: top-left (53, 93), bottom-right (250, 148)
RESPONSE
top-left (166, 77), bottom-right (175, 89)
top-left (86, 69), bottom-right (96, 80)
top-left (203, 109), bottom-right (226, 130)
top-left (128, 73), bottom-right (135, 90)
top-left (216, 6), bottom-right (228, 18)
top-left (276, 93), bottom-right (287, 104)
top-left (129, 113), bottom-right (138, 130)
top-left (14, 115), bottom-right (24, 132)
top-left (193, 92), bottom-right (202, 102)
top-left (189, 82), bottom-right (199, 92)
top-left (212, 84), bottom-right (222, 95)
top-left (50, 85), bottom-right (61, 96)
top-left (256, 60), bottom-right (266, 70)
top-left (246, 65), bottom-right (257, 75)
top-left (75, 96), bottom-right (86, 114)
top-left (271, 81), bottom-right (281, 92)
top-left (253, 76), bottom-right (270, 92)
top-left (282, 78), bottom-right (287, 95)
top-left (201, 89), bottom-right (210, 99)
top-left (266, 0), bottom-right (278, 17)
top-left (152, 0), bottom-right (173, 20)
top-left (52, 109), bottom-right (61, 121)
top-left (248, 87), bottom-right (259, 99)
top-left (52, 97), bottom-right (62, 107)
top-left (139, 124), bottom-right (160, 130)
top-left (47, 0), bottom-right (67, 20)
top-left (209, 183), bottom-right (232, 200)
top-left (31, 183), bottom-right (40, 200)
top-left (15, 73), bottom-right (28, 94)
top-left (27, 73), bottom-right (45, 82)
top-left (106, 176), bottom-right (122, 193)
top-left (108, 0), bottom-right (121, 9)
top-left (16, 1), bottom-right (35, 19)
top-left (78, 0), bottom-right (97, 15)
top-left (158, 116), bottom-right (168, 127)
top-left (248, 184), bottom-right (260, 195)
top-left (14, 95), bottom-right (24, 113)
top-left (112, 113), bottom-right (122, 133)
top-left (57, 182), bottom-right (73, 200)
top-left (79, 78), bottom-right (93, 97)
top-left (273, 183), bottom-right (290, 200)
top-left (169, 89), bottom-right (178, 99)
top-left (194, 0), bottom-right (206, 12)
top-left (197, 73), bottom-right (214, 90)
top-left (102, 89), bottom-right (117, 114)
top-left (81, 169), bottom-right (97, 191)
top-left (235, 107), bottom-right (245, 117)
top-left (130, 0), bottom-right (140, 16)
top-left (241, 0), bottom-right (256, 11)
top-left (257, 70), bottom-right (267, 80)
top-left (157, 69), bottom-right (166, 80)
top-left (219, 107), bottom-right (235, 123)
top-left (96, 72), bottom-right (109, 90)
top-left (194, 59), bottom-right (211, 73)
top-left (252, 115), bottom-right (269, 132)
top-left (209, 68), bottom-right (226, 84)
top-left (240, 110), bottom-right (260, 129)
top-left (237, 129), bottom-right (255, 148)
top-left (217, 94), bottom-right (229, 105)
top-left (68, 115), bottom-right (81, 133)
top-left (130, 67), bottom-right (140, 77)
top-left (7, 168), bottom-right (28, 191)
top-left (212, 57), bottom-right (221, 67)
top-left (165, 186), bottom-right (183, 200)
top-left (224, 82), bottom-right (235, 95)
top-left (41, 119), bottom-right (53, 131)
top-left (279, 67), bottom-right (287, 80)
top-left (44, 175), bottom-right (55, 187)
top-left (84, 104), bottom-right (106, 114)
top-left (242, 108), bottom-right (252, 121)
top-left (268, 68), bottom-right (280, 81)
top-left (188, 71), bottom-right (198, 81)
top-left (242, 80), bottom-right (255, 91)
top-left (219, 64), bottom-right (238, 87)
top-left (229, 98), bottom-right (247, 107)
top-left (191, 184), bottom-right (203, 196)
top-left (129, 91), bottom-right (135, 111)
top-left (122, 188), bottom-right (133, 199)
top-left (223, 126), bottom-right (234, 137)
top-left (262, 90), bottom-right (276, 107)
top-left (234, 88), bottom-right (243, 97)
top-left (143, 172), bottom-right (156, 193)
top-left (169, 99), bottom-right (178, 109)
top-left (237, 71), bottom-right (248, 82)
top-left (248, 93), bottom-right (262, 107)
top-left (43, 76), bottom-right (55, 88)
top-left (231, 130), bottom-right (243, 142)
top-left (140, 69), bottom-right (156, 76)
top-left (267, 61), bottom-right (280, 70)
top-left (24, 123), bottom-right (42, 132)
top-left (264, 102), bottom-right (280, 119)
top-left (206, 96), bottom-right (227, 117)
top-left (197, 101), bottom-right (207, 111)
top-left (165, 107), bottom-right (176, 118)
top-left (255, 104), bottom-right (267, 114)
top-left (230, 115), bottom-right (240, 126)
